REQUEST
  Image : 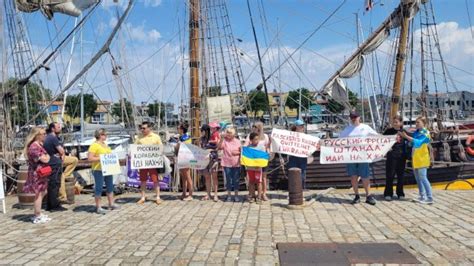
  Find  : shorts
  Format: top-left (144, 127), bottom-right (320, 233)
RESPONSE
top-left (346, 163), bottom-right (371, 179)
top-left (247, 169), bottom-right (262, 184)
top-left (139, 169), bottom-right (161, 183)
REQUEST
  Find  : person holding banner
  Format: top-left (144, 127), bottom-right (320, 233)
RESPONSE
top-left (243, 132), bottom-right (270, 203)
top-left (88, 129), bottom-right (118, 214)
top-left (383, 116), bottom-right (408, 201)
top-left (218, 127), bottom-right (241, 202)
top-left (24, 127), bottom-right (52, 224)
top-left (400, 117), bottom-right (434, 204)
top-left (287, 120), bottom-right (309, 190)
top-left (135, 122), bottom-right (164, 205)
top-left (199, 124), bottom-right (219, 202)
top-left (177, 124), bottom-right (193, 201)
top-left (339, 111), bottom-right (379, 205)
top-left (244, 122), bottom-right (271, 201)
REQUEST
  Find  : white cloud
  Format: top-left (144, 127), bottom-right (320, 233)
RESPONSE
top-left (143, 0), bottom-right (162, 7)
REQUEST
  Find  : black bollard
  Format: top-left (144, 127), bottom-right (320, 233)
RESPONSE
top-left (288, 168), bottom-right (303, 205)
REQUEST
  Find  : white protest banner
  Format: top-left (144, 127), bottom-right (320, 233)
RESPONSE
top-left (130, 144), bottom-right (164, 170)
top-left (271, 128), bottom-right (320, 158)
top-left (100, 153), bottom-right (121, 176)
top-left (177, 143), bottom-right (210, 170)
top-left (320, 135), bottom-right (396, 164)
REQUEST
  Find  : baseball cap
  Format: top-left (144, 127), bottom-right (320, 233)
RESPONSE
top-left (294, 119), bottom-right (305, 126)
top-left (349, 111), bottom-right (360, 119)
top-left (209, 121), bottom-right (220, 128)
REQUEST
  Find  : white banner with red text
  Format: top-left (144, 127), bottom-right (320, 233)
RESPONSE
top-left (320, 135), bottom-right (396, 164)
top-left (271, 128), bottom-right (320, 158)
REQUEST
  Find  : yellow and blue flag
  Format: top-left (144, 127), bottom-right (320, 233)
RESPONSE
top-left (241, 146), bottom-right (270, 168)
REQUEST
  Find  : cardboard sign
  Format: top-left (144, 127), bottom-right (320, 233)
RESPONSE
top-left (130, 144), bottom-right (164, 170)
top-left (207, 95), bottom-right (232, 123)
top-left (320, 135), bottom-right (396, 164)
top-left (177, 143), bottom-right (210, 170)
top-left (100, 153), bottom-right (121, 176)
top-left (271, 128), bottom-right (320, 158)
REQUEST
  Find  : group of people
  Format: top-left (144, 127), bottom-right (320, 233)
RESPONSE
top-left (23, 113), bottom-right (434, 223)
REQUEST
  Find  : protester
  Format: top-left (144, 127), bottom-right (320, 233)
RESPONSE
top-left (218, 127), bottom-right (241, 202)
top-left (383, 116), bottom-right (408, 201)
top-left (24, 127), bottom-right (52, 224)
top-left (245, 132), bottom-right (265, 203)
top-left (199, 124), bottom-right (219, 201)
top-left (208, 121), bottom-right (221, 149)
top-left (400, 117), bottom-right (434, 204)
top-left (43, 123), bottom-right (64, 210)
top-left (339, 111), bottom-right (379, 205)
top-left (87, 129), bottom-right (118, 214)
top-left (135, 122), bottom-right (164, 205)
top-left (43, 122), bottom-right (78, 204)
top-left (245, 122), bottom-right (271, 201)
top-left (177, 123), bottom-right (193, 201)
top-left (287, 119), bottom-right (308, 190)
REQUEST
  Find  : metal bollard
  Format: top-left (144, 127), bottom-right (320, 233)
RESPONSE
top-left (288, 168), bottom-right (303, 206)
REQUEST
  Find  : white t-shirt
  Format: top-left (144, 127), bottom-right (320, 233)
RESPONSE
top-left (244, 134), bottom-right (270, 152)
top-left (339, 123), bottom-right (378, 138)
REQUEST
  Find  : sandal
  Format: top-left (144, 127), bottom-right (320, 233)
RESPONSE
top-left (213, 195), bottom-right (219, 202)
top-left (261, 195), bottom-right (269, 201)
top-left (201, 195), bottom-right (210, 201)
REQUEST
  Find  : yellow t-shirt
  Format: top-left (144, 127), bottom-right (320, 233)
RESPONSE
top-left (135, 132), bottom-right (162, 145)
top-left (88, 142), bottom-right (112, 171)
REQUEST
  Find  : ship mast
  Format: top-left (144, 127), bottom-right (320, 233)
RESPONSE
top-left (389, 0), bottom-right (415, 124)
top-left (189, 0), bottom-right (201, 139)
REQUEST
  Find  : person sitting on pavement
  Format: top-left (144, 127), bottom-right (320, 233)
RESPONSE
top-left (135, 122), bottom-right (165, 205)
top-left (339, 111), bottom-right (379, 205)
top-left (87, 129), bottom-right (119, 214)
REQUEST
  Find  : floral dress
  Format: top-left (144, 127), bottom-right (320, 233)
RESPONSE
top-left (24, 142), bottom-right (49, 193)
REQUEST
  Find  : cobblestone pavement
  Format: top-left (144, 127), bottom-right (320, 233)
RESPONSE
top-left (0, 189), bottom-right (473, 265)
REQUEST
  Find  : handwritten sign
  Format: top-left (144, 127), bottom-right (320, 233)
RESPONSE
top-left (271, 128), bottom-right (320, 158)
top-left (177, 143), bottom-right (210, 170)
top-left (100, 153), bottom-right (121, 176)
top-left (320, 135), bottom-right (396, 164)
top-left (130, 144), bottom-right (164, 170)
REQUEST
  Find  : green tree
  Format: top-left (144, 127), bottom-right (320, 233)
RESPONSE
top-left (1, 78), bottom-right (52, 126)
top-left (286, 88), bottom-right (312, 118)
top-left (112, 98), bottom-right (134, 126)
top-left (147, 102), bottom-right (165, 122)
top-left (248, 89), bottom-right (269, 118)
top-left (65, 94), bottom-right (98, 119)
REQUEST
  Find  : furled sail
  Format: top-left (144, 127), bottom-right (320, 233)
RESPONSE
top-left (15, 0), bottom-right (98, 20)
top-left (320, 0), bottom-right (422, 104)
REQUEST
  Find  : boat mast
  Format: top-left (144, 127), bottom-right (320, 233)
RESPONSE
top-left (189, 0), bottom-right (201, 139)
top-left (389, 1), bottom-right (413, 124)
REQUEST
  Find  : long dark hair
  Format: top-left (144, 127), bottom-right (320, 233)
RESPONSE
top-left (201, 124), bottom-right (211, 141)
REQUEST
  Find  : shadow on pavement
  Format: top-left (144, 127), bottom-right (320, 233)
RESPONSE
top-left (72, 205), bottom-right (97, 213)
top-left (11, 214), bottom-right (34, 223)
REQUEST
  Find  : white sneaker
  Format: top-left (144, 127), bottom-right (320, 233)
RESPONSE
top-left (32, 215), bottom-right (51, 224)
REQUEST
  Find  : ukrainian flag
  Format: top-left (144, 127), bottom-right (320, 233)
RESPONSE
top-left (241, 146), bottom-right (270, 168)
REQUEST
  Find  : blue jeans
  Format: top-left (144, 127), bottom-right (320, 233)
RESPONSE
top-left (413, 168), bottom-right (433, 201)
top-left (92, 170), bottom-right (114, 197)
top-left (224, 167), bottom-right (240, 192)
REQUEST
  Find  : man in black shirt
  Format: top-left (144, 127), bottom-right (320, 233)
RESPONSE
top-left (382, 116), bottom-right (408, 200)
top-left (43, 123), bottom-right (65, 210)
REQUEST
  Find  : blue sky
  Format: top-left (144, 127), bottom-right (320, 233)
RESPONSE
top-left (5, 0), bottom-right (474, 110)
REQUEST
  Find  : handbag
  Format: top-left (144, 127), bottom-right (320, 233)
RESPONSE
top-left (36, 165), bottom-right (52, 178)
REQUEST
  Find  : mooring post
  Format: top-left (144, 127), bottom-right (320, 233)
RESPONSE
top-left (288, 168), bottom-right (303, 206)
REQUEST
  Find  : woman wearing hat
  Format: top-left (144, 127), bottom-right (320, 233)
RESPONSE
top-left (208, 121), bottom-right (221, 148)
top-left (287, 119), bottom-right (308, 189)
